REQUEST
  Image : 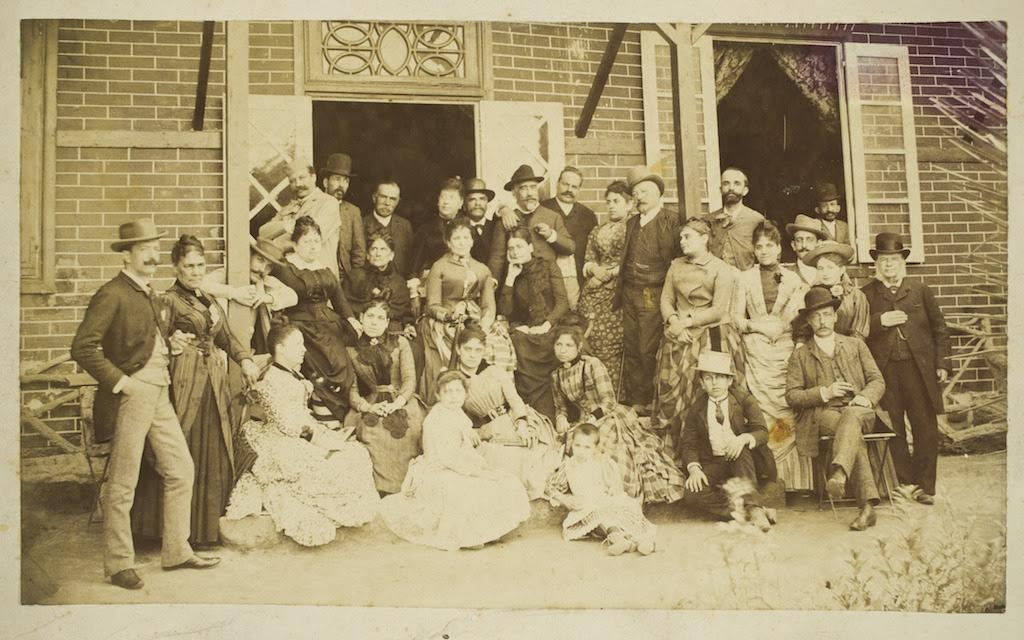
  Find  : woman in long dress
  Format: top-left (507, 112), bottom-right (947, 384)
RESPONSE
top-left (131, 235), bottom-right (262, 546)
top-left (734, 221), bottom-right (813, 491)
top-left (225, 321), bottom-right (380, 547)
top-left (344, 299), bottom-right (426, 494)
top-left (379, 370), bottom-right (530, 551)
top-left (418, 218), bottom-right (515, 403)
top-left (550, 325), bottom-right (686, 505)
top-left (652, 217), bottom-right (745, 456)
top-left (498, 227), bottom-right (571, 421)
top-left (272, 215), bottom-right (361, 420)
top-left (454, 326), bottom-right (563, 500)
top-left (576, 180), bottom-right (634, 396)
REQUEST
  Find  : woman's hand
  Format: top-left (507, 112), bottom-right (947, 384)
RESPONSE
top-left (685, 466), bottom-right (709, 493)
top-left (402, 324), bottom-right (417, 340)
top-left (555, 414), bottom-right (571, 435)
top-left (168, 330), bottom-right (195, 355)
top-left (370, 402), bottom-right (390, 417)
top-left (240, 358), bottom-right (261, 387)
top-left (516, 418), bottom-right (536, 447)
top-left (469, 429), bottom-right (482, 447)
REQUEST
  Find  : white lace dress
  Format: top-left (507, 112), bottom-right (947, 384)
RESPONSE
top-left (225, 365), bottom-right (380, 546)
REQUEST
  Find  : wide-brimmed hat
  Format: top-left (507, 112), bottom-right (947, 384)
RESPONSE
top-left (464, 177), bottom-right (495, 201)
top-left (504, 164), bottom-right (545, 191)
top-left (625, 165), bottom-right (665, 194)
top-left (321, 153), bottom-right (356, 178)
top-left (799, 285), bottom-right (842, 317)
top-left (801, 240), bottom-right (854, 267)
top-left (252, 237), bottom-right (285, 266)
top-left (869, 231), bottom-right (911, 260)
top-left (785, 213), bottom-right (828, 240)
top-left (814, 182), bottom-right (842, 203)
top-left (111, 219), bottom-right (166, 251)
top-left (695, 351), bottom-right (734, 376)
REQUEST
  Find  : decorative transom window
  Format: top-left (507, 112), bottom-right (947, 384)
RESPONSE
top-left (304, 21), bottom-right (486, 96)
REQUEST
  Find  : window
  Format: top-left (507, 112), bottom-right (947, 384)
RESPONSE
top-left (21, 19), bottom-right (57, 293)
top-left (303, 21), bottom-right (488, 97)
top-left (641, 32), bottom-right (925, 263)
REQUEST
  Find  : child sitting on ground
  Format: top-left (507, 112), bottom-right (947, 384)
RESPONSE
top-left (545, 423), bottom-right (657, 556)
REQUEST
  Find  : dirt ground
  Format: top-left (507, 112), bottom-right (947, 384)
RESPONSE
top-left (22, 452), bottom-right (1006, 610)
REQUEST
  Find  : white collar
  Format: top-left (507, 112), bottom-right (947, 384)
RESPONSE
top-left (373, 212), bottom-right (393, 227)
top-left (286, 253), bottom-right (326, 271)
top-left (813, 333), bottom-right (837, 356)
top-left (555, 199), bottom-right (574, 216)
top-left (638, 204), bottom-right (663, 227)
top-left (467, 216), bottom-right (487, 227)
top-left (121, 268), bottom-right (152, 293)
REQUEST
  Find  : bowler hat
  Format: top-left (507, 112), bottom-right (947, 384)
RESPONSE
top-left (111, 219), bottom-right (167, 252)
top-left (814, 182), bottom-right (842, 203)
top-left (321, 153), bottom-right (356, 178)
top-left (869, 232), bottom-right (911, 260)
top-left (799, 285), bottom-right (842, 317)
top-left (464, 177), bottom-right (495, 201)
top-left (625, 165), bottom-right (665, 195)
top-left (504, 164), bottom-right (545, 191)
top-left (695, 351), bottom-right (734, 376)
top-left (801, 240), bottom-right (854, 267)
top-left (252, 237), bottom-right (285, 266)
top-left (785, 213), bottom-right (828, 240)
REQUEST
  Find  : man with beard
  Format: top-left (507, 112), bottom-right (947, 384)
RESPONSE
top-left (363, 179), bottom-right (415, 281)
top-left (258, 159), bottom-right (345, 279)
top-left (811, 182), bottom-right (853, 250)
top-left (702, 168), bottom-right (765, 271)
top-left (71, 219), bottom-right (219, 590)
top-left (540, 166), bottom-right (597, 309)
top-left (784, 213), bottom-right (828, 286)
top-left (320, 153), bottom-right (367, 279)
top-left (487, 164), bottom-right (574, 284)
top-left (460, 177), bottom-right (498, 267)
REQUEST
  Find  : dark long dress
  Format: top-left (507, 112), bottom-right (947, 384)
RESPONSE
top-left (131, 280), bottom-right (252, 545)
top-left (344, 263), bottom-right (414, 333)
top-left (273, 255), bottom-right (358, 419)
top-left (498, 256), bottom-right (571, 422)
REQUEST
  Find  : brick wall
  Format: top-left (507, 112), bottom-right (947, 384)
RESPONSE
top-left (249, 21), bottom-right (296, 95)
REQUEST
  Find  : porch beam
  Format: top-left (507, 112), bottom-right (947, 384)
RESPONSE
top-left (574, 23), bottom-right (628, 138)
top-left (225, 21), bottom-right (251, 344)
top-left (691, 23), bottom-right (711, 44)
top-left (666, 23), bottom-right (704, 218)
top-left (191, 20), bottom-right (216, 131)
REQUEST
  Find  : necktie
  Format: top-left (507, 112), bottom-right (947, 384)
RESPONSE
top-left (713, 399), bottom-right (725, 425)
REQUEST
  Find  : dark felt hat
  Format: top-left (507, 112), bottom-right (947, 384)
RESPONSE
top-left (321, 153), bottom-right (357, 178)
top-left (464, 177), bottom-right (495, 201)
top-left (111, 219), bottom-right (167, 252)
top-left (504, 164), bottom-right (545, 191)
top-left (869, 232), bottom-right (911, 260)
top-left (814, 182), bottom-right (842, 203)
top-left (625, 165), bottom-right (666, 195)
top-left (799, 285), bottom-right (842, 318)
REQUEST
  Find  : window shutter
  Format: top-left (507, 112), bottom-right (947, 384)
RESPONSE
top-left (843, 42), bottom-right (924, 262)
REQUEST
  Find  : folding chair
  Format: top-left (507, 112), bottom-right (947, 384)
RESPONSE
top-left (815, 431), bottom-right (897, 518)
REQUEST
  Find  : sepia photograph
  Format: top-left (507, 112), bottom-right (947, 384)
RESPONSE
top-left (8, 1), bottom-right (1016, 632)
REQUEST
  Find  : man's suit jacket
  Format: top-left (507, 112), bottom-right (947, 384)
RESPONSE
top-left (861, 278), bottom-right (952, 414)
top-left (541, 198), bottom-right (598, 285)
top-left (680, 387), bottom-right (776, 482)
top-left (612, 205), bottom-right (682, 308)
top-left (70, 272), bottom-right (171, 442)
top-left (815, 217), bottom-right (852, 246)
top-left (259, 187), bottom-right (344, 279)
top-left (363, 213), bottom-right (415, 279)
top-left (463, 215), bottom-right (497, 270)
top-left (338, 200), bottom-right (367, 277)
top-left (785, 333), bottom-right (887, 457)
top-left (487, 204), bottom-right (575, 285)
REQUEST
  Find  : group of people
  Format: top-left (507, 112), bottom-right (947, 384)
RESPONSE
top-left (70, 154), bottom-right (952, 590)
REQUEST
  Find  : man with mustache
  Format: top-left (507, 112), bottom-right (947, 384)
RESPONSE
top-left (810, 182), bottom-right (854, 250)
top-left (459, 177), bottom-right (498, 266)
top-left (784, 213), bottom-right (828, 286)
top-left (487, 164), bottom-right (575, 285)
top-left (258, 159), bottom-right (345, 280)
top-left (71, 219), bottom-right (220, 590)
top-left (540, 166), bottom-right (597, 309)
top-left (702, 168), bottom-right (765, 271)
top-left (320, 152), bottom-right (367, 279)
top-left (362, 179), bottom-right (415, 281)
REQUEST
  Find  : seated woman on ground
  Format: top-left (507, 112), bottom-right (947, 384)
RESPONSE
top-left (378, 370), bottom-right (530, 551)
top-left (224, 319), bottom-right (380, 547)
top-left (545, 423), bottom-right (656, 556)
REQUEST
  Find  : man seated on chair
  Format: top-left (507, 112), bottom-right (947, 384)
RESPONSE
top-left (786, 285), bottom-right (886, 531)
top-left (680, 350), bottom-right (775, 531)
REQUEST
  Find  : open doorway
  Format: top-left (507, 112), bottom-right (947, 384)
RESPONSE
top-left (714, 41), bottom-right (846, 262)
top-left (312, 101), bottom-right (476, 230)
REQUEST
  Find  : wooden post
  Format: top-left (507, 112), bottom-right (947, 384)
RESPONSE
top-left (662, 23), bottom-right (703, 218)
top-left (225, 21), bottom-right (250, 344)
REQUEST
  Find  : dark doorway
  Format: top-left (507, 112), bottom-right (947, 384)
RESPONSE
top-left (312, 101), bottom-right (476, 230)
top-left (715, 42), bottom-right (845, 262)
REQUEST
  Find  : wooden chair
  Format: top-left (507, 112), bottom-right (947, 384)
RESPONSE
top-left (815, 431), bottom-right (897, 517)
top-left (78, 385), bottom-right (111, 526)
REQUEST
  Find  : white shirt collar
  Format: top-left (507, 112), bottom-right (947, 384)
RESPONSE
top-left (813, 333), bottom-right (837, 357)
top-left (286, 252), bottom-right (326, 271)
top-left (555, 199), bottom-right (574, 216)
top-left (373, 212), bottom-right (393, 227)
top-left (121, 268), bottom-right (152, 293)
top-left (638, 204), bottom-right (663, 227)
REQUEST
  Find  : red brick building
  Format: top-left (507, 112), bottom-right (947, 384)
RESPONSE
top-left (19, 20), bottom-right (1006, 455)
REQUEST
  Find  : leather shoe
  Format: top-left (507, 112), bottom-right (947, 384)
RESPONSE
top-left (163, 555), bottom-right (221, 571)
top-left (849, 505), bottom-right (877, 531)
top-left (825, 471), bottom-right (847, 501)
top-left (110, 568), bottom-right (144, 590)
top-left (914, 492), bottom-right (935, 505)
